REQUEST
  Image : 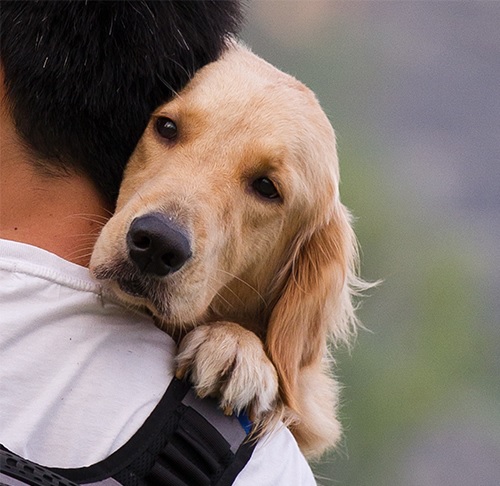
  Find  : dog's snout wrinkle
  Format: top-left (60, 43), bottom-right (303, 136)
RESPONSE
top-left (127, 213), bottom-right (192, 277)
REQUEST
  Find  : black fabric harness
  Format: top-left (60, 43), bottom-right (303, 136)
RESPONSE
top-left (0, 379), bottom-right (256, 486)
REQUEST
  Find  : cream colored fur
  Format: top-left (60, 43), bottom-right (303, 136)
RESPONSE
top-left (91, 42), bottom-right (366, 458)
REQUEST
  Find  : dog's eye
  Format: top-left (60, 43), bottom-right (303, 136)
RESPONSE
top-left (251, 177), bottom-right (281, 200)
top-left (156, 117), bottom-right (177, 140)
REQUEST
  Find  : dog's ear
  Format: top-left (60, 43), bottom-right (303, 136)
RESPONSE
top-left (266, 203), bottom-right (361, 412)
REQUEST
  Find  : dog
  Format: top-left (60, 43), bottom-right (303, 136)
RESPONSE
top-left (90, 42), bottom-right (365, 459)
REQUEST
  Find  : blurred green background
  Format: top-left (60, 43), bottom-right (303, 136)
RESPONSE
top-left (242, 2), bottom-right (500, 485)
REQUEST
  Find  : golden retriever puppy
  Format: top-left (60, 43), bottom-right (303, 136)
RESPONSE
top-left (90, 42), bottom-right (364, 458)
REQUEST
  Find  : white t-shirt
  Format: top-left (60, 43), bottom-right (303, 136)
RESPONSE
top-left (0, 238), bottom-right (316, 485)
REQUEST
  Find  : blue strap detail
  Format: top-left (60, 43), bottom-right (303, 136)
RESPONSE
top-left (236, 412), bottom-right (253, 435)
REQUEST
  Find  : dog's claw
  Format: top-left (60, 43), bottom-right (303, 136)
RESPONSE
top-left (175, 366), bottom-right (187, 381)
top-left (223, 405), bottom-right (234, 416)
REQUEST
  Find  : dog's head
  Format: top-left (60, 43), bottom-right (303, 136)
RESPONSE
top-left (90, 43), bottom-right (361, 407)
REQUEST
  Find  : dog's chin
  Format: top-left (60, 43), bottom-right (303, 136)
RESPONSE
top-left (92, 261), bottom-right (211, 333)
top-left (116, 276), bottom-right (153, 301)
top-left (92, 261), bottom-right (171, 317)
top-left (108, 278), bottom-right (170, 317)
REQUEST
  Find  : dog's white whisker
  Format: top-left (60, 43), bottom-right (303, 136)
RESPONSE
top-left (208, 275), bottom-right (247, 308)
top-left (64, 212), bottom-right (110, 221)
top-left (66, 233), bottom-right (103, 240)
top-left (65, 244), bottom-right (95, 253)
top-left (65, 241), bottom-right (95, 251)
top-left (100, 206), bottom-right (114, 218)
top-left (64, 249), bottom-right (94, 261)
top-left (63, 213), bottom-right (109, 227)
top-left (205, 281), bottom-right (235, 311)
top-left (215, 269), bottom-right (267, 306)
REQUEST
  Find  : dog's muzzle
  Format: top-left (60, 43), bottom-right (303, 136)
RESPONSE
top-left (127, 212), bottom-right (192, 277)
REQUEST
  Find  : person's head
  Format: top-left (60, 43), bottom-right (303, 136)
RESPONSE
top-left (0, 1), bottom-right (242, 206)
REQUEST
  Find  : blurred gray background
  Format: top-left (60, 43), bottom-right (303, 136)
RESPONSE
top-left (242, 2), bottom-right (500, 485)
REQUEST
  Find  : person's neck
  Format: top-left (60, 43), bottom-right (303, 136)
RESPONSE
top-left (0, 107), bottom-right (112, 267)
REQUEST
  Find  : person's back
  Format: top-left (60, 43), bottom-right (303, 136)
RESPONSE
top-left (0, 239), bottom-right (174, 465)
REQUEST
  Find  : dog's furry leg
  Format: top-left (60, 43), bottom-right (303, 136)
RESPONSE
top-left (176, 322), bottom-right (279, 420)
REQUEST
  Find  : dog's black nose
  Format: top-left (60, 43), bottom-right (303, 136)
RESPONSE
top-left (127, 213), bottom-right (192, 276)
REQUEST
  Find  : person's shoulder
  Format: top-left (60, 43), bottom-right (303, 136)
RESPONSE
top-left (234, 425), bottom-right (317, 486)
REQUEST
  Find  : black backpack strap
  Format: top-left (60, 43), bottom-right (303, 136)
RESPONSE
top-left (0, 445), bottom-right (79, 486)
top-left (1, 378), bottom-right (256, 486)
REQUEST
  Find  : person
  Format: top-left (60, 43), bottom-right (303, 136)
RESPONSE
top-left (0, 2), bottom-right (317, 484)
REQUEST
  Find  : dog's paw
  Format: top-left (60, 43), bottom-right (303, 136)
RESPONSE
top-left (175, 322), bottom-right (279, 420)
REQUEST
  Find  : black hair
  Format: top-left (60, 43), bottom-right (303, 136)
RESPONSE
top-left (0, 1), bottom-right (243, 204)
